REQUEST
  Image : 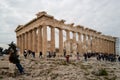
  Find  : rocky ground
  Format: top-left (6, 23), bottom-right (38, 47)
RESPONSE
top-left (0, 55), bottom-right (120, 80)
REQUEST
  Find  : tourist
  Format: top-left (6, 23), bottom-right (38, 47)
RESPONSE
top-left (76, 52), bottom-right (80, 60)
top-left (32, 51), bottom-right (35, 58)
top-left (66, 55), bottom-right (70, 63)
top-left (23, 49), bottom-right (27, 58)
top-left (39, 51), bottom-right (42, 58)
top-left (8, 42), bottom-right (24, 74)
top-left (118, 56), bottom-right (120, 62)
top-left (83, 53), bottom-right (87, 61)
top-left (64, 50), bottom-right (66, 57)
top-left (53, 51), bottom-right (56, 58)
top-left (9, 50), bottom-right (24, 74)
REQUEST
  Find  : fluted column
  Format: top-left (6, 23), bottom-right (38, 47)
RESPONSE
top-left (91, 36), bottom-right (95, 53)
top-left (111, 41), bottom-right (113, 53)
top-left (42, 26), bottom-right (47, 55)
top-left (16, 36), bottom-right (19, 47)
top-left (113, 42), bottom-right (116, 54)
top-left (24, 33), bottom-right (27, 49)
top-left (103, 39), bottom-right (105, 53)
top-left (73, 32), bottom-right (76, 41)
top-left (21, 34), bottom-right (23, 53)
top-left (83, 34), bottom-right (86, 53)
top-left (110, 41), bottom-right (112, 53)
top-left (59, 29), bottom-right (63, 55)
top-left (107, 40), bottom-right (110, 54)
top-left (78, 33), bottom-right (82, 53)
top-left (32, 28), bottom-right (37, 52)
top-left (95, 37), bottom-right (98, 53)
top-left (99, 38), bottom-right (101, 53)
top-left (19, 35), bottom-right (21, 53)
top-left (104, 40), bottom-right (107, 53)
top-left (26, 32), bottom-right (28, 50)
top-left (23, 33), bottom-right (25, 51)
top-left (17, 36), bottom-right (19, 48)
top-left (66, 30), bottom-right (70, 41)
top-left (29, 30), bottom-right (33, 51)
top-left (51, 27), bottom-right (55, 52)
top-left (73, 32), bottom-right (77, 54)
top-left (87, 35), bottom-right (91, 52)
top-left (28, 31), bottom-right (31, 50)
top-left (37, 26), bottom-right (42, 53)
top-left (78, 33), bottom-right (81, 42)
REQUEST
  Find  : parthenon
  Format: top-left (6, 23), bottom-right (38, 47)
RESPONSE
top-left (15, 11), bottom-right (116, 55)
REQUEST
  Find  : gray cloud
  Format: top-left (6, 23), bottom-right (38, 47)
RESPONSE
top-left (0, 0), bottom-right (120, 46)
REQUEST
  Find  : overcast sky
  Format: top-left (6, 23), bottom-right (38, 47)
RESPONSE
top-left (0, 0), bottom-right (120, 46)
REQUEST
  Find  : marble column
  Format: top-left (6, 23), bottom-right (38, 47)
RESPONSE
top-left (66, 30), bottom-right (70, 41)
top-left (24, 33), bottom-right (27, 49)
top-left (19, 35), bottom-right (21, 53)
top-left (28, 31), bottom-right (31, 50)
top-left (102, 39), bottom-right (104, 53)
top-left (30, 30), bottom-right (33, 51)
top-left (78, 33), bottom-right (82, 53)
top-left (21, 34), bottom-right (23, 53)
top-left (32, 28), bottom-right (37, 52)
top-left (59, 29), bottom-right (63, 55)
top-left (23, 33), bottom-right (25, 51)
top-left (73, 32), bottom-right (76, 54)
top-left (73, 32), bottom-right (76, 41)
top-left (17, 36), bottom-right (19, 47)
top-left (113, 42), bottom-right (115, 54)
top-left (104, 40), bottom-right (107, 53)
top-left (26, 32), bottom-right (28, 50)
top-left (42, 26), bottom-right (47, 55)
top-left (99, 38), bottom-right (102, 53)
top-left (91, 36), bottom-right (95, 53)
top-left (107, 40), bottom-right (109, 54)
top-left (37, 26), bottom-right (42, 53)
top-left (111, 41), bottom-right (113, 53)
top-left (87, 35), bottom-right (91, 52)
top-left (51, 27), bottom-right (55, 52)
top-left (83, 34), bottom-right (86, 53)
top-left (95, 37), bottom-right (98, 53)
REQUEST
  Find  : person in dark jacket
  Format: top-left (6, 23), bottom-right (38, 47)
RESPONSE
top-left (8, 42), bottom-right (24, 74)
top-left (39, 51), bottom-right (42, 58)
top-left (83, 53), bottom-right (87, 61)
top-left (9, 51), bottom-right (24, 74)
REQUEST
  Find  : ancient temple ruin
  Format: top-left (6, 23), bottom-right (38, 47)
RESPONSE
top-left (15, 11), bottom-right (116, 55)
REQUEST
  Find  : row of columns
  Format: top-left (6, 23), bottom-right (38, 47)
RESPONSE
top-left (17, 25), bottom-right (116, 55)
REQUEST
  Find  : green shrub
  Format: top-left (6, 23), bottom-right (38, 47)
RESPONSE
top-left (98, 69), bottom-right (108, 76)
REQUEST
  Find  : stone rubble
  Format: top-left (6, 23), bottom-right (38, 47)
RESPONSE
top-left (0, 55), bottom-right (120, 80)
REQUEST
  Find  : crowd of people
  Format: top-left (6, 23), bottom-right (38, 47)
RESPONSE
top-left (83, 52), bottom-right (120, 62)
top-left (23, 49), bottom-right (57, 59)
top-left (23, 49), bottom-right (36, 58)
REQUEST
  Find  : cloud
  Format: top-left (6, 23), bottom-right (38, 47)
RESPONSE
top-left (0, 0), bottom-right (120, 46)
